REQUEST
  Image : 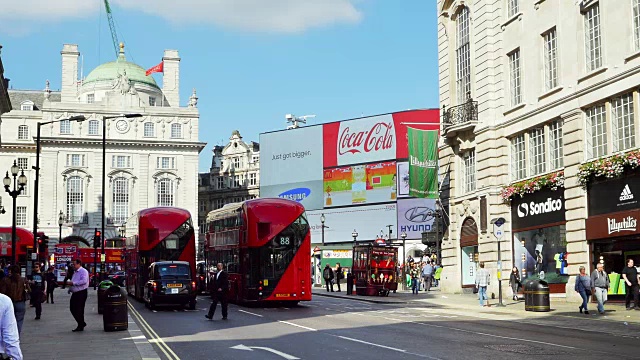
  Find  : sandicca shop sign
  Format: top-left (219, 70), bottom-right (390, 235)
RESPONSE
top-left (586, 209), bottom-right (640, 240)
top-left (511, 187), bottom-right (566, 230)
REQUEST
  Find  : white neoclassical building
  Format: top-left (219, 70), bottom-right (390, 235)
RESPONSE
top-left (0, 43), bottom-right (205, 248)
top-left (437, 0), bottom-right (640, 300)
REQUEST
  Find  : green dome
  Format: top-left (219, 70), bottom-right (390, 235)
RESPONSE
top-left (83, 46), bottom-right (159, 89)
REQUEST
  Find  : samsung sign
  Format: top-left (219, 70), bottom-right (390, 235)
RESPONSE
top-left (511, 188), bottom-right (566, 230)
top-left (278, 188), bottom-right (311, 202)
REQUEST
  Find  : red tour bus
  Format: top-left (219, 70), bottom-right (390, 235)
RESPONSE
top-left (205, 198), bottom-right (311, 305)
top-left (124, 207), bottom-right (196, 300)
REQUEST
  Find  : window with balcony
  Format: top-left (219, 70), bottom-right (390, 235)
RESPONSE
top-left (511, 134), bottom-right (526, 181)
top-left (543, 28), bottom-right (558, 91)
top-left (456, 6), bottom-right (471, 104)
top-left (18, 125), bottom-right (29, 140)
top-left (508, 0), bottom-right (519, 18)
top-left (66, 176), bottom-right (84, 222)
top-left (88, 120), bottom-right (99, 135)
top-left (144, 122), bottom-right (155, 137)
top-left (529, 127), bottom-right (546, 176)
top-left (584, 4), bottom-right (602, 72)
top-left (509, 49), bottom-right (522, 107)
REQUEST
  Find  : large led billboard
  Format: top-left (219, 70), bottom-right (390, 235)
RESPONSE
top-left (323, 161), bottom-right (397, 207)
top-left (307, 203), bottom-right (397, 243)
top-left (397, 198), bottom-right (437, 239)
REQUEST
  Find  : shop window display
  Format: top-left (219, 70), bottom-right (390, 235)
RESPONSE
top-left (461, 246), bottom-right (478, 286)
top-left (513, 225), bottom-right (568, 285)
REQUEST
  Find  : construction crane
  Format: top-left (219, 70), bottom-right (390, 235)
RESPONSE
top-left (104, 0), bottom-right (120, 58)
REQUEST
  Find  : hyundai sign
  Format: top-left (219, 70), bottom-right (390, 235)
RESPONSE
top-left (511, 187), bottom-right (566, 230)
top-left (397, 198), bottom-right (437, 239)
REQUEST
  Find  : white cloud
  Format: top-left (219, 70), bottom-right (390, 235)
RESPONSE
top-left (0, 0), bottom-right (362, 35)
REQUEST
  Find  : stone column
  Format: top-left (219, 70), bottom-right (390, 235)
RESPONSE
top-left (162, 50), bottom-right (181, 107)
top-left (60, 44), bottom-right (79, 103)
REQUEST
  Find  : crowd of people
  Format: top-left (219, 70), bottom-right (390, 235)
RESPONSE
top-left (408, 256), bottom-right (442, 294)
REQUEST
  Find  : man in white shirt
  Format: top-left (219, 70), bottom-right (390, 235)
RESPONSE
top-left (0, 293), bottom-right (23, 360)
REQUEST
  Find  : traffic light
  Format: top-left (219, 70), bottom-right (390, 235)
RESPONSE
top-left (37, 237), bottom-right (45, 254)
top-left (93, 229), bottom-right (101, 249)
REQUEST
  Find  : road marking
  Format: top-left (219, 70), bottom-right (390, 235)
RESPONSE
top-left (231, 344), bottom-right (300, 360)
top-left (128, 303), bottom-right (181, 360)
top-left (278, 321), bottom-right (318, 332)
top-left (334, 336), bottom-right (442, 360)
top-left (238, 309), bottom-right (263, 317)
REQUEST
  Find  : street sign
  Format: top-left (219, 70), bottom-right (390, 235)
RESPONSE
top-left (31, 253), bottom-right (37, 260)
top-left (492, 217), bottom-right (506, 240)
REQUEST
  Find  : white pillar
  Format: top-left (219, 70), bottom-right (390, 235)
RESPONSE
top-left (60, 44), bottom-right (79, 103)
top-left (162, 50), bottom-right (180, 107)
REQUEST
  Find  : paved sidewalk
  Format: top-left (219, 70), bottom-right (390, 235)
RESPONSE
top-left (312, 286), bottom-right (640, 325)
top-left (19, 288), bottom-right (161, 360)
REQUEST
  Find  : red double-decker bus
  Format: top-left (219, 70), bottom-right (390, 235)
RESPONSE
top-left (123, 207), bottom-right (196, 300)
top-left (205, 198), bottom-right (311, 305)
top-left (0, 227), bottom-right (49, 268)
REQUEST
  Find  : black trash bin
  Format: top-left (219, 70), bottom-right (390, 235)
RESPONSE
top-left (103, 285), bottom-right (128, 331)
top-left (97, 280), bottom-right (114, 314)
top-left (346, 273), bottom-right (354, 295)
top-left (523, 279), bottom-right (537, 311)
top-left (530, 280), bottom-right (550, 312)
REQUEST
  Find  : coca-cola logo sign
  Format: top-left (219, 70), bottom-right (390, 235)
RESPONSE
top-left (338, 122), bottom-right (394, 155)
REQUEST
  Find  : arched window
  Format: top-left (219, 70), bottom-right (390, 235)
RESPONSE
top-left (144, 122), bottom-right (155, 137)
top-left (67, 176), bottom-right (84, 223)
top-left (170, 123), bottom-right (182, 139)
top-left (456, 6), bottom-right (471, 104)
top-left (18, 125), bottom-right (29, 140)
top-left (157, 178), bottom-right (174, 206)
top-left (112, 177), bottom-right (129, 224)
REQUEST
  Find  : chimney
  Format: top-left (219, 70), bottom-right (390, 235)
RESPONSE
top-left (60, 44), bottom-right (79, 102)
top-left (162, 49), bottom-right (180, 107)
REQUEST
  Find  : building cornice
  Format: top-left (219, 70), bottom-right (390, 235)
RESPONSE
top-left (38, 136), bottom-right (207, 150)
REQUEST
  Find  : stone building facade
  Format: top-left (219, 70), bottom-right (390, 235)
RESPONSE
top-left (197, 131), bottom-right (259, 257)
top-left (0, 43), bottom-right (205, 250)
top-left (437, 0), bottom-right (640, 300)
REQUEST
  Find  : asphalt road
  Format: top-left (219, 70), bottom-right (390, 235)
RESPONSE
top-left (127, 293), bottom-right (640, 360)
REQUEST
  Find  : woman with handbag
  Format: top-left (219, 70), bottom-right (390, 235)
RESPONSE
top-left (575, 265), bottom-right (592, 314)
top-left (0, 265), bottom-right (28, 334)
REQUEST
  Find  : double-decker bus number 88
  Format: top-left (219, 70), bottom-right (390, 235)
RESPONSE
top-left (279, 237), bottom-right (290, 246)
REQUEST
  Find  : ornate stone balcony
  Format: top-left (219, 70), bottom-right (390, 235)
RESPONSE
top-left (442, 94), bottom-right (478, 138)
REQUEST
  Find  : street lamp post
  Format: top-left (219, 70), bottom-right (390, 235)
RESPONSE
top-left (401, 231), bottom-right (407, 290)
top-left (351, 230), bottom-right (358, 245)
top-left (320, 214), bottom-right (329, 246)
top-left (33, 115), bottom-right (85, 264)
top-left (101, 114), bottom-right (142, 277)
top-left (4, 161), bottom-right (28, 265)
top-left (58, 210), bottom-right (65, 243)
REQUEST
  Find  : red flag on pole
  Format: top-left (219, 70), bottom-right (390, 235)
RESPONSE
top-left (145, 61), bottom-right (164, 76)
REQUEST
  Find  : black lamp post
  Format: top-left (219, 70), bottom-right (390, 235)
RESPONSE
top-left (101, 113), bottom-right (142, 277)
top-left (58, 210), bottom-right (65, 244)
top-left (33, 115), bottom-right (85, 264)
top-left (4, 161), bottom-right (28, 265)
top-left (351, 229), bottom-right (358, 245)
top-left (320, 214), bottom-right (329, 246)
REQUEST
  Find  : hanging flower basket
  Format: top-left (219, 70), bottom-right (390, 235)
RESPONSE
top-left (577, 149), bottom-right (640, 187)
top-left (501, 170), bottom-right (564, 203)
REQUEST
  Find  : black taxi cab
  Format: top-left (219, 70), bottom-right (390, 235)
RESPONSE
top-left (144, 261), bottom-right (197, 310)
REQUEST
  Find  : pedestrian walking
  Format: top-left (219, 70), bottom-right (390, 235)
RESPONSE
top-left (0, 293), bottom-right (22, 360)
top-left (590, 263), bottom-right (609, 315)
top-left (433, 263), bottom-right (442, 288)
top-left (509, 267), bottom-right (521, 301)
top-left (323, 264), bottom-right (334, 292)
top-left (45, 266), bottom-right (57, 304)
top-left (205, 263), bottom-right (228, 320)
top-left (68, 259), bottom-right (89, 331)
top-left (475, 262), bottom-right (490, 307)
top-left (621, 258), bottom-right (639, 310)
top-left (410, 264), bottom-right (420, 294)
top-left (335, 263), bottom-right (343, 292)
top-left (27, 264), bottom-right (45, 320)
top-left (421, 261), bottom-right (434, 292)
top-left (0, 265), bottom-right (27, 334)
top-left (575, 266), bottom-right (591, 314)
top-left (62, 261), bottom-right (74, 289)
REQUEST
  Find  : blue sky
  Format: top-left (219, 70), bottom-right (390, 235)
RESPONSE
top-left (0, 0), bottom-right (439, 172)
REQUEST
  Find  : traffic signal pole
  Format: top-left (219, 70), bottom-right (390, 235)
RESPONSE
top-left (93, 228), bottom-right (100, 290)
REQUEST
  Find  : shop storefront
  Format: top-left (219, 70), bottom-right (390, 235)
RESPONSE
top-left (511, 187), bottom-right (568, 293)
top-left (586, 171), bottom-right (640, 297)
